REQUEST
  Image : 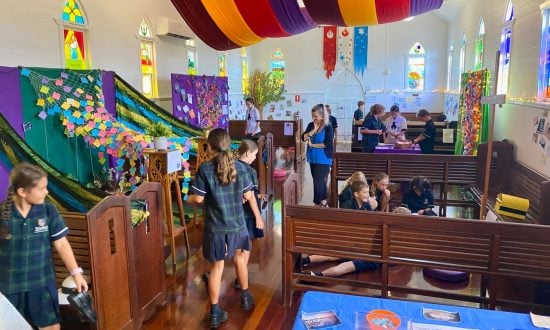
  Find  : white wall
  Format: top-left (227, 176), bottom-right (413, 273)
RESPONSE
top-left (446, 0), bottom-right (550, 178)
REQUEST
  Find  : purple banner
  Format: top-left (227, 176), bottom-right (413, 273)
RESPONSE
top-left (171, 74), bottom-right (229, 130)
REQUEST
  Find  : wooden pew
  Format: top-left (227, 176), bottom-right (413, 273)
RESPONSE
top-left (54, 182), bottom-right (166, 329)
top-left (282, 205), bottom-right (550, 312)
top-left (330, 152), bottom-right (479, 215)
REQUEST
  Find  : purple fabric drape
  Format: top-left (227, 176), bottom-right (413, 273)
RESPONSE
top-left (102, 71), bottom-right (116, 117)
top-left (410, 0), bottom-right (443, 16)
top-left (170, 0), bottom-right (238, 50)
top-left (0, 66), bottom-right (23, 200)
top-left (268, 0), bottom-right (317, 35)
top-left (302, 0), bottom-right (346, 26)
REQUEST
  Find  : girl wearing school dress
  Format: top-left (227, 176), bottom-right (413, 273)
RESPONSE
top-left (235, 139), bottom-right (265, 289)
top-left (360, 104), bottom-right (386, 153)
top-left (371, 173), bottom-right (391, 212)
top-left (301, 104), bottom-right (334, 207)
top-left (187, 128), bottom-right (264, 329)
top-left (0, 163), bottom-right (87, 329)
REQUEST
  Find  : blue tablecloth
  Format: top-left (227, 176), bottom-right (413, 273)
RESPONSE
top-left (292, 291), bottom-right (536, 329)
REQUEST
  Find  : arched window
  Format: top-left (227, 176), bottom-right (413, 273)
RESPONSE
top-left (447, 42), bottom-right (454, 91)
top-left (218, 53), bottom-right (227, 77)
top-left (474, 18), bottom-right (485, 70)
top-left (138, 18), bottom-right (157, 98)
top-left (538, 2), bottom-right (550, 101)
top-left (497, 0), bottom-right (514, 94)
top-left (459, 35), bottom-right (467, 88)
top-left (241, 48), bottom-right (248, 93)
top-left (61, 0), bottom-right (89, 69)
top-left (270, 48), bottom-right (285, 86)
top-left (406, 42), bottom-right (425, 91)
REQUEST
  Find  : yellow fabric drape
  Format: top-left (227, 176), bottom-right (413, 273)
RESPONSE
top-left (337, 0), bottom-right (378, 26)
top-left (201, 0), bottom-right (262, 47)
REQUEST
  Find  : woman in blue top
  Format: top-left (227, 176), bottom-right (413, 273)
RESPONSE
top-left (187, 128), bottom-right (264, 328)
top-left (360, 104), bottom-right (386, 153)
top-left (301, 104), bottom-right (334, 207)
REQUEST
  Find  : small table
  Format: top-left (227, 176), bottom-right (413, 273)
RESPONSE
top-left (375, 143), bottom-right (422, 154)
top-left (292, 291), bottom-right (536, 329)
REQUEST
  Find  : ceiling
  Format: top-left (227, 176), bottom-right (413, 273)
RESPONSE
top-left (433, 0), bottom-right (468, 22)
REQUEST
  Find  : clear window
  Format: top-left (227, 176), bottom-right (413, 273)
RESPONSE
top-left (61, 0), bottom-right (89, 69)
top-left (447, 42), bottom-right (454, 91)
top-left (407, 42), bottom-right (425, 91)
top-left (138, 19), bottom-right (157, 98)
top-left (459, 35), bottom-right (467, 88)
top-left (497, 1), bottom-right (514, 94)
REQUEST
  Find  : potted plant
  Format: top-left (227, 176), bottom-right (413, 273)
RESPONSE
top-left (146, 122), bottom-right (172, 150)
top-left (245, 69), bottom-right (285, 118)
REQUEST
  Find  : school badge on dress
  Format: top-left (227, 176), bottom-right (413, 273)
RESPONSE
top-left (34, 218), bottom-right (49, 233)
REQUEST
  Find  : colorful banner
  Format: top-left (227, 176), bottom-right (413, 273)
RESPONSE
top-left (337, 27), bottom-right (353, 66)
top-left (323, 26), bottom-right (337, 79)
top-left (353, 26), bottom-right (368, 77)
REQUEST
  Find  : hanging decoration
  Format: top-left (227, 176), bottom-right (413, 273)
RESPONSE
top-left (337, 27), bottom-right (353, 66)
top-left (455, 69), bottom-right (489, 156)
top-left (353, 26), bottom-right (368, 77)
top-left (171, 74), bottom-right (229, 130)
top-left (323, 26), bottom-right (337, 79)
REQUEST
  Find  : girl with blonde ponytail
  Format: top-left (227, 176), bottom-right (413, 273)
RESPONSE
top-left (187, 128), bottom-right (263, 328)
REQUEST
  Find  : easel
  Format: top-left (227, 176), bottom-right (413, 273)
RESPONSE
top-left (479, 51), bottom-right (506, 219)
top-left (146, 150), bottom-right (190, 268)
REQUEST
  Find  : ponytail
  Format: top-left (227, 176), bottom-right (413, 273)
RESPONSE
top-left (214, 150), bottom-right (237, 186)
top-left (0, 188), bottom-right (14, 240)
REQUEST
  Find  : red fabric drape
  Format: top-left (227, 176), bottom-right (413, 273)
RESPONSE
top-left (303, 0), bottom-right (346, 26)
top-left (234, 0), bottom-right (289, 37)
top-left (323, 26), bottom-right (337, 79)
top-left (170, 0), bottom-right (238, 51)
top-left (375, 0), bottom-right (410, 24)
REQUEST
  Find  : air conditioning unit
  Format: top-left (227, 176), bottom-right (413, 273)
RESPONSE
top-left (156, 16), bottom-right (193, 40)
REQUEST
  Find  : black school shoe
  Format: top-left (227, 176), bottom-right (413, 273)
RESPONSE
top-left (67, 292), bottom-right (97, 324)
top-left (210, 310), bottom-right (228, 328)
top-left (241, 292), bottom-right (254, 311)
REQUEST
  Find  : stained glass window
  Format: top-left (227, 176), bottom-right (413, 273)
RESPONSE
top-left (138, 19), bottom-right (157, 98)
top-left (218, 54), bottom-right (227, 77)
top-left (62, 0), bottom-right (85, 25)
top-left (188, 49), bottom-right (196, 75)
top-left (474, 18), bottom-right (485, 71)
top-left (538, 4), bottom-right (550, 101)
top-left (241, 48), bottom-right (248, 93)
top-left (407, 43), bottom-right (425, 91)
top-left (270, 48), bottom-right (285, 86)
top-left (447, 42), bottom-right (454, 91)
top-left (497, 1), bottom-right (514, 94)
top-left (61, 1), bottom-right (88, 70)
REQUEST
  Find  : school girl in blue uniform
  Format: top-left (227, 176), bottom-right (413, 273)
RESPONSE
top-left (187, 128), bottom-right (264, 328)
top-left (401, 176), bottom-right (437, 216)
top-left (0, 163), bottom-right (87, 329)
top-left (360, 104), bottom-right (386, 153)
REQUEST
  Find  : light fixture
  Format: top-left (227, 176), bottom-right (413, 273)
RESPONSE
top-left (403, 16), bottom-right (415, 22)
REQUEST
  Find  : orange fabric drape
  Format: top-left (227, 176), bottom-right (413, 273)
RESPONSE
top-left (337, 0), bottom-right (378, 26)
top-left (201, 0), bottom-right (262, 47)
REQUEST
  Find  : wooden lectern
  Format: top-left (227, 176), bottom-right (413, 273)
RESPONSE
top-left (146, 150), bottom-right (190, 267)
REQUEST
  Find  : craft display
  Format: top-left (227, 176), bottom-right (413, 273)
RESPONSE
top-left (171, 74), bottom-right (229, 130)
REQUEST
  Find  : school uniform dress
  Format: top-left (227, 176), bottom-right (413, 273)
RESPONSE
top-left (374, 189), bottom-right (384, 211)
top-left (245, 107), bottom-right (261, 136)
top-left (191, 161), bottom-right (254, 261)
top-left (237, 160), bottom-right (264, 239)
top-left (339, 199), bottom-right (380, 271)
top-left (302, 123), bottom-right (334, 205)
top-left (384, 115), bottom-right (408, 143)
top-left (419, 119), bottom-right (436, 154)
top-left (361, 114), bottom-right (386, 153)
top-left (0, 202), bottom-right (69, 327)
top-left (401, 189), bottom-right (436, 215)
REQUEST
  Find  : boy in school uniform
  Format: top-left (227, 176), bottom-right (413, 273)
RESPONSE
top-left (413, 109), bottom-right (436, 154)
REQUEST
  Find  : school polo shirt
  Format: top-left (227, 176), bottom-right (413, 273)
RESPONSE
top-left (191, 160), bottom-right (253, 234)
top-left (401, 189), bottom-right (435, 213)
top-left (420, 119), bottom-right (436, 154)
top-left (361, 115), bottom-right (386, 152)
top-left (340, 199), bottom-right (373, 211)
top-left (0, 202), bottom-right (68, 294)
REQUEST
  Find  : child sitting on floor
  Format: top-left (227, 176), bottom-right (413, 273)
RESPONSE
top-left (401, 176), bottom-right (437, 216)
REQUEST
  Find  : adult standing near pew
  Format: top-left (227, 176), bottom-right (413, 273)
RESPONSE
top-left (353, 101), bottom-right (365, 125)
top-left (384, 105), bottom-right (407, 143)
top-left (413, 109), bottom-right (436, 154)
top-left (302, 104), bottom-right (334, 207)
top-left (244, 97), bottom-right (261, 139)
top-left (360, 104), bottom-right (386, 153)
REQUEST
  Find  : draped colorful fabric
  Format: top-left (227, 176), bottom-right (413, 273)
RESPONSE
top-left (323, 26), bottom-right (337, 79)
top-left (171, 0), bottom-right (443, 50)
top-left (354, 27), bottom-right (369, 77)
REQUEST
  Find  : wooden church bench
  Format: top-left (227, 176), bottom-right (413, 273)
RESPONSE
top-left (282, 205), bottom-right (550, 313)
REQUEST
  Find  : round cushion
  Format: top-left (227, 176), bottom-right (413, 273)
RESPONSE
top-left (273, 168), bottom-right (288, 178)
top-left (423, 268), bottom-right (470, 282)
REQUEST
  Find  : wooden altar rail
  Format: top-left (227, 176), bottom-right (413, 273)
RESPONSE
top-left (282, 205), bottom-right (550, 312)
top-left (54, 182), bottom-right (166, 329)
top-left (229, 119), bottom-right (306, 178)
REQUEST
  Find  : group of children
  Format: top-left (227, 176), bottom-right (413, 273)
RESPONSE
top-left (302, 172), bottom-right (436, 278)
